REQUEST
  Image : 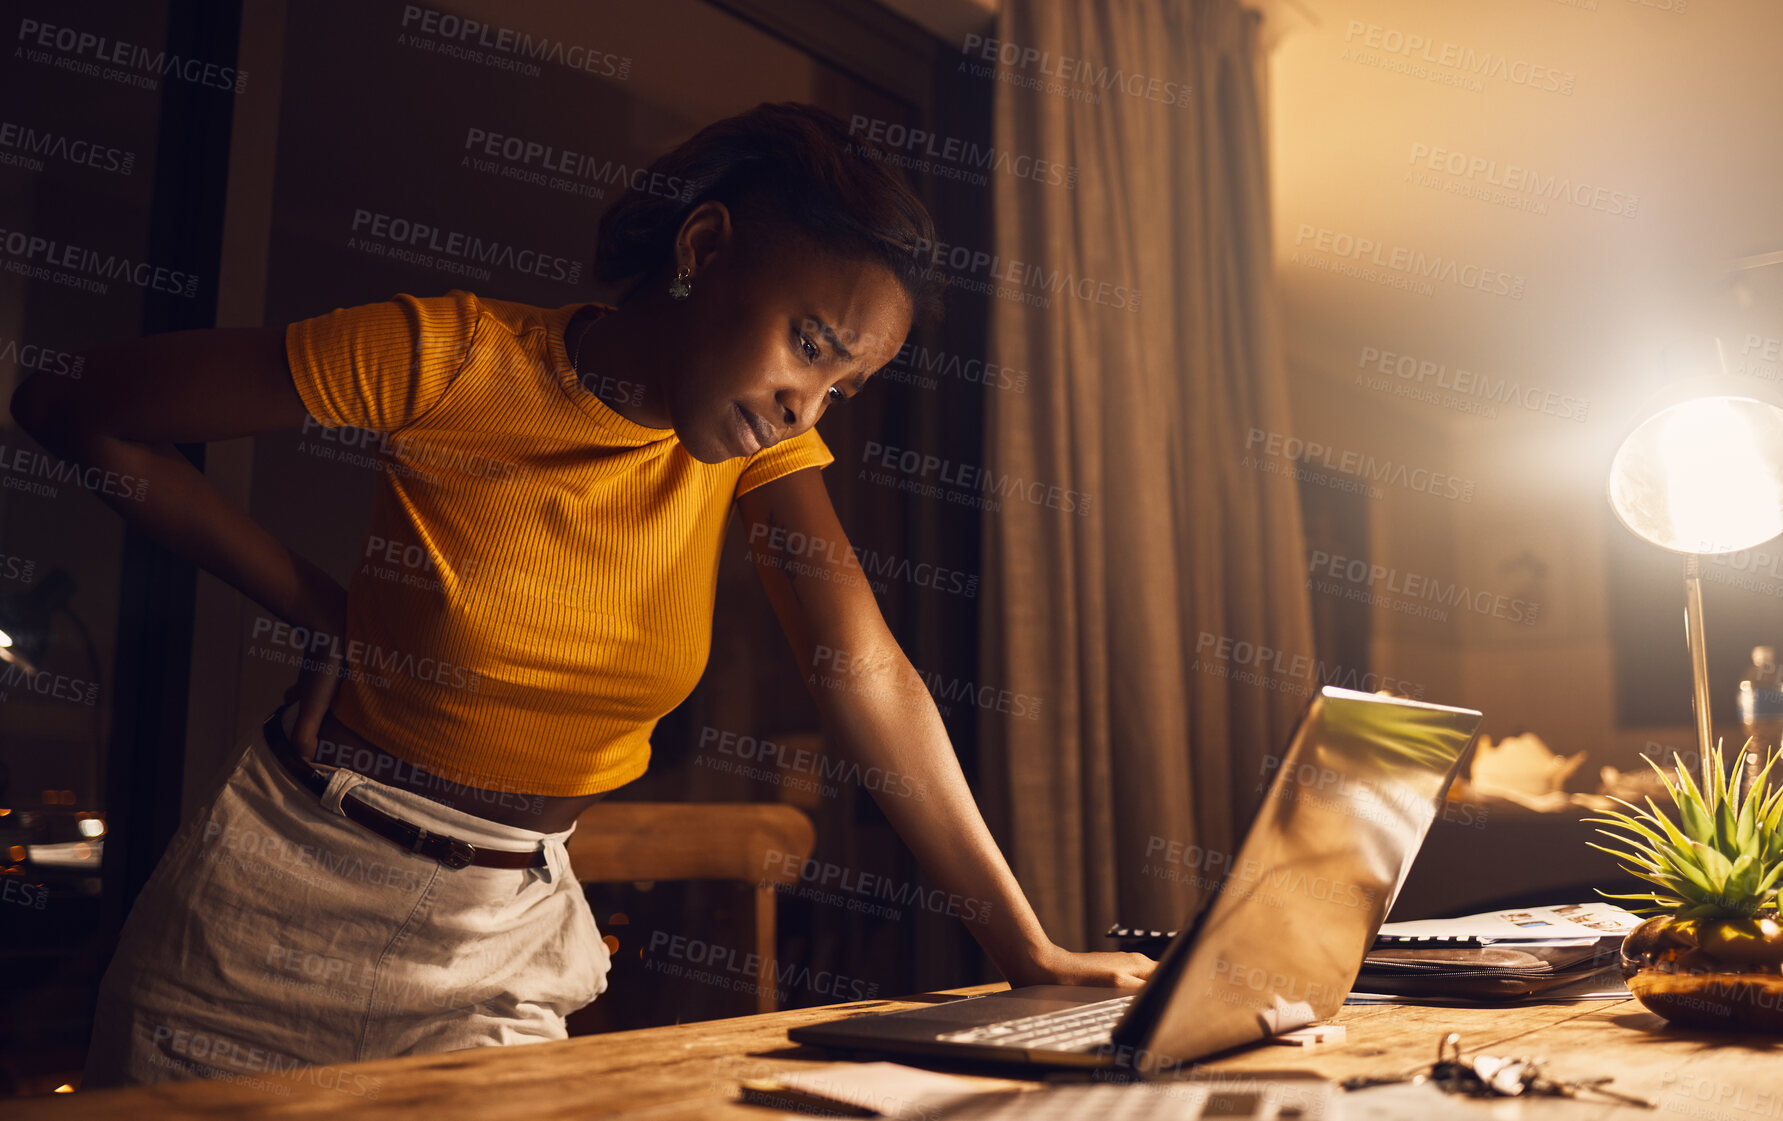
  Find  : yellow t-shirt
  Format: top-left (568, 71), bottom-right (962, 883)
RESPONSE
top-left (285, 289), bottom-right (832, 796)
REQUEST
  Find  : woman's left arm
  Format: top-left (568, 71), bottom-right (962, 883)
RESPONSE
top-left (737, 468), bottom-right (1154, 990)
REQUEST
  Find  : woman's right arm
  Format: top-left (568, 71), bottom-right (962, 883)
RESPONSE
top-left (8, 326), bottom-right (348, 743)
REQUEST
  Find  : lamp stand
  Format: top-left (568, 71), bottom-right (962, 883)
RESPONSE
top-left (1684, 555), bottom-right (1716, 762)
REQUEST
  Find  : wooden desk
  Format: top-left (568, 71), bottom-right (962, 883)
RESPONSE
top-left (11, 987), bottom-right (1778, 1119)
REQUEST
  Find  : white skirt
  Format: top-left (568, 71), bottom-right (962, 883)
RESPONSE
top-left (83, 709), bottom-right (612, 1091)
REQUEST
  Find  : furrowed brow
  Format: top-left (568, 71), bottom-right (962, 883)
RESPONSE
top-left (815, 319), bottom-right (854, 361)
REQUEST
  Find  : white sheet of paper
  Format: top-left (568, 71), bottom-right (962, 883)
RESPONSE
top-left (771, 1061), bottom-right (1010, 1118)
top-left (1375, 902), bottom-right (1640, 942)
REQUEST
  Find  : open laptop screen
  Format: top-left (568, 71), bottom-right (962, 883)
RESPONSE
top-left (1113, 687), bottom-right (1481, 1074)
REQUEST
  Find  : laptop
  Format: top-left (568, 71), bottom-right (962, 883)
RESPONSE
top-left (790, 687), bottom-right (1482, 1078)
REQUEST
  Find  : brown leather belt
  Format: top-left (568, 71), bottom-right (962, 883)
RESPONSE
top-left (261, 710), bottom-right (546, 871)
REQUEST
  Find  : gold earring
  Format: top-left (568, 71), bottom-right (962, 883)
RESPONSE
top-left (668, 267), bottom-right (693, 300)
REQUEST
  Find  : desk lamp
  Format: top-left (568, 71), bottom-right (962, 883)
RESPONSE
top-left (1606, 337), bottom-right (1783, 766)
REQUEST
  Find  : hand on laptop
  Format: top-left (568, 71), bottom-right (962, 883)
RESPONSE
top-left (1006, 944), bottom-right (1157, 990)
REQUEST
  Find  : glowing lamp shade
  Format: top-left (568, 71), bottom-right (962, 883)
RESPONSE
top-left (1608, 354), bottom-right (1783, 772)
top-left (1608, 395), bottom-right (1783, 555)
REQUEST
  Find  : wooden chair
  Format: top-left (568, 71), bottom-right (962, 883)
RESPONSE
top-left (565, 803), bottom-right (816, 1013)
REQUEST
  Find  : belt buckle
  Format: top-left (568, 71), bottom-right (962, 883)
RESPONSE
top-left (439, 838), bottom-right (477, 870)
top-left (407, 825), bottom-right (478, 870)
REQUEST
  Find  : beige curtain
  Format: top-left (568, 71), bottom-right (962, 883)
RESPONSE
top-left (979, 0), bottom-right (1316, 947)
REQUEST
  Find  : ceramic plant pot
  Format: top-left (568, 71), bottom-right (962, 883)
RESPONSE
top-left (1620, 914), bottom-right (1783, 1031)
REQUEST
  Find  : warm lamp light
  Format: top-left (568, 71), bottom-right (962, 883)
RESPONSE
top-left (1607, 337), bottom-right (1783, 766)
top-left (0, 569), bottom-right (75, 676)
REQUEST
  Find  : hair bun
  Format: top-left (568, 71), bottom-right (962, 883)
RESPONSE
top-left (593, 102), bottom-right (945, 325)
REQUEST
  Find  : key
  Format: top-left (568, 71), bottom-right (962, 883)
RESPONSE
top-left (1342, 1033), bottom-right (1653, 1108)
top-left (1523, 1071), bottom-right (1656, 1108)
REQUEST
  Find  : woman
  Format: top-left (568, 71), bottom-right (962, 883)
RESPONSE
top-left (13, 102), bottom-right (1153, 1089)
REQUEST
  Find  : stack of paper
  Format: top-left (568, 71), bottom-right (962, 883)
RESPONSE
top-left (1371, 901), bottom-right (1642, 946)
top-left (1349, 903), bottom-right (1640, 1003)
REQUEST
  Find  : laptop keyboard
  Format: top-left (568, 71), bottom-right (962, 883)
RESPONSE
top-left (935, 995), bottom-right (1135, 1052)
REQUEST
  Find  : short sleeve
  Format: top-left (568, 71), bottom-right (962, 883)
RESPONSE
top-left (285, 290), bottom-right (483, 432)
top-left (735, 426), bottom-right (833, 498)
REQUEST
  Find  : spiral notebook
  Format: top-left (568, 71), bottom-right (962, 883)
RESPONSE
top-left (1370, 902), bottom-right (1641, 947)
top-left (1112, 902), bottom-right (1639, 951)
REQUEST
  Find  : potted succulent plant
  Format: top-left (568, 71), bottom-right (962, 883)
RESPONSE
top-left (1588, 743), bottom-right (1783, 1031)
